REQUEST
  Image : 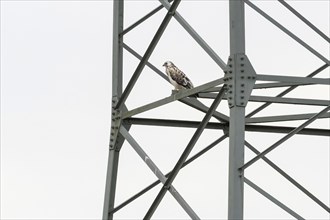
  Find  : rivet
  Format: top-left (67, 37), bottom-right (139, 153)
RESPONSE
top-left (229, 85), bottom-right (233, 88)
top-left (224, 70), bottom-right (227, 74)
top-left (241, 96), bottom-right (244, 99)
top-left (241, 102), bottom-right (244, 105)
top-left (248, 76), bottom-right (251, 79)
top-left (229, 97), bottom-right (232, 100)
top-left (229, 91), bottom-right (232, 94)
top-left (229, 77), bottom-right (232, 80)
top-left (241, 90), bottom-right (244, 93)
top-left (240, 57), bottom-right (244, 61)
top-left (229, 58), bottom-right (232, 62)
top-left (110, 139), bottom-right (114, 141)
top-left (241, 84), bottom-right (245, 87)
top-left (252, 76), bottom-right (256, 79)
top-left (241, 70), bottom-right (244, 73)
top-left (240, 64), bottom-right (244, 67)
top-left (229, 64), bottom-right (232, 68)
top-left (241, 76), bottom-right (244, 79)
top-left (229, 71), bottom-right (232, 73)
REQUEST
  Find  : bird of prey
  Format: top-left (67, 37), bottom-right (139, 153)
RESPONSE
top-left (163, 61), bottom-right (194, 91)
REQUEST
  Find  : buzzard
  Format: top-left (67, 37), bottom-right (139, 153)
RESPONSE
top-left (163, 61), bottom-right (194, 90)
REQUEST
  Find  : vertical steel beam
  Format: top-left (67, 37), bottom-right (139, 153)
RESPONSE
top-left (228, 1), bottom-right (247, 219)
top-left (103, 1), bottom-right (124, 219)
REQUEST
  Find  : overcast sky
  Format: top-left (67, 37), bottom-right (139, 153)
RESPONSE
top-left (1, 1), bottom-right (329, 220)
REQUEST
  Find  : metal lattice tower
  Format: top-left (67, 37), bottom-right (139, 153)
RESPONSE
top-left (103, 0), bottom-right (330, 219)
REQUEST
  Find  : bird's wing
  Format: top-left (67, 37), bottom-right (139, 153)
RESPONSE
top-left (168, 66), bottom-right (194, 89)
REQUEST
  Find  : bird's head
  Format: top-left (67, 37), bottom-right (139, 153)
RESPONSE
top-left (163, 61), bottom-right (174, 68)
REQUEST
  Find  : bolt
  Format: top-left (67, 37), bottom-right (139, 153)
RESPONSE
top-left (241, 102), bottom-right (244, 105)
top-left (241, 96), bottom-right (244, 99)
top-left (241, 84), bottom-right (245, 87)
top-left (229, 58), bottom-right (232, 62)
top-left (224, 70), bottom-right (227, 74)
top-left (229, 85), bottom-right (232, 88)
top-left (229, 97), bottom-right (232, 100)
top-left (252, 76), bottom-right (256, 79)
top-left (241, 90), bottom-right (244, 93)
top-left (240, 57), bottom-right (244, 61)
top-left (110, 139), bottom-right (114, 142)
top-left (229, 64), bottom-right (232, 68)
top-left (229, 91), bottom-right (232, 94)
top-left (248, 76), bottom-right (251, 79)
top-left (229, 70), bottom-right (232, 73)
top-left (241, 76), bottom-right (244, 79)
top-left (240, 64), bottom-right (244, 67)
top-left (241, 70), bottom-right (244, 73)
top-left (229, 77), bottom-right (232, 80)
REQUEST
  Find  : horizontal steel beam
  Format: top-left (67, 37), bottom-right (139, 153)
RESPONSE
top-left (244, 177), bottom-right (305, 219)
top-left (256, 74), bottom-right (330, 85)
top-left (247, 64), bottom-right (329, 118)
top-left (199, 93), bottom-right (330, 106)
top-left (246, 112), bottom-right (330, 123)
top-left (253, 82), bottom-right (312, 89)
top-left (122, 78), bottom-right (225, 118)
top-left (125, 118), bottom-right (330, 136)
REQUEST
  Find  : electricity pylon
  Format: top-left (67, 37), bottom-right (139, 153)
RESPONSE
top-left (103, 0), bottom-right (330, 219)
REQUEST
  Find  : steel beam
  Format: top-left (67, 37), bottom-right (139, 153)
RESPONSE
top-left (180, 97), bottom-right (229, 122)
top-left (110, 134), bottom-right (227, 214)
top-left (122, 78), bottom-right (224, 119)
top-left (246, 112), bottom-right (330, 124)
top-left (116, 0), bottom-right (182, 110)
top-left (120, 0), bottom-right (173, 36)
top-left (227, 1), bottom-right (249, 219)
top-left (200, 93), bottom-right (330, 106)
top-left (247, 64), bottom-right (329, 118)
top-left (120, 126), bottom-right (200, 219)
top-left (123, 43), bottom-right (169, 82)
top-left (125, 117), bottom-right (330, 136)
top-left (244, 177), bottom-right (305, 219)
top-left (158, 0), bottom-right (227, 70)
top-left (103, 1), bottom-right (124, 219)
top-left (278, 0), bottom-right (330, 43)
top-left (241, 105), bottom-right (330, 171)
top-left (245, 141), bottom-right (330, 213)
top-left (256, 74), bottom-right (330, 85)
top-left (144, 87), bottom-right (227, 219)
top-left (244, 0), bottom-right (330, 65)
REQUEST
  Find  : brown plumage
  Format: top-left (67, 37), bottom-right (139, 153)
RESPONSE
top-left (163, 61), bottom-right (194, 90)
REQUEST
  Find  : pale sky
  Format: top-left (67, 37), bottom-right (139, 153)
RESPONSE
top-left (1, 1), bottom-right (329, 220)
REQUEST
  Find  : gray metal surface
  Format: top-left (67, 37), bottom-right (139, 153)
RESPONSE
top-left (244, 177), bottom-right (305, 219)
top-left (120, 126), bottom-right (200, 219)
top-left (244, 0), bottom-right (330, 65)
top-left (245, 141), bottom-right (330, 212)
top-left (103, 1), bottom-right (124, 219)
top-left (227, 1), bottom-right (247, 219)
top-left (241, 105), bottom-right (330, 171)
top-left (105, 1), bottom-right (330, 219)
top-left (116, 0), bottom-right (182, 110)
top-left (144, 87), bottom-right (227, 219)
